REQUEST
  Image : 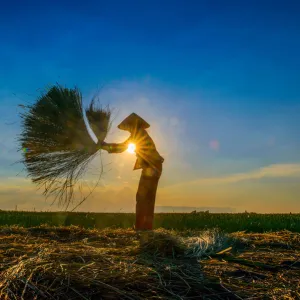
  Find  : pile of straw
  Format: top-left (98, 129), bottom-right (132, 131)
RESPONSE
top-left (1, 226), bottom-right (299, 299)
top-left (0, 226), bottom-right (232, 299)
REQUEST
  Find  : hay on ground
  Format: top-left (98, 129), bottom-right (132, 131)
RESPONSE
top-left (1, 226), bottom-right (299, 299)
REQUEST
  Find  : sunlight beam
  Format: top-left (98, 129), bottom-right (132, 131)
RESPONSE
top-left (127, 143), bottom-right (136, 154)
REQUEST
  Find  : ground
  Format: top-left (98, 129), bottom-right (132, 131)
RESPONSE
top-left (0, 226), bottom-right (299, 299)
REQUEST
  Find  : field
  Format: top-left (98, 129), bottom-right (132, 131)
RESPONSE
top-left (0, 212), bottom-right (299, 299)
top-left (0, 211), bottom-right (299, 232)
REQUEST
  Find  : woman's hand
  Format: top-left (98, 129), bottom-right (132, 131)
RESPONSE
top-left (100, 141), bottom-right (110, 152)
top-left (99, 139), bottom-right (130, 153)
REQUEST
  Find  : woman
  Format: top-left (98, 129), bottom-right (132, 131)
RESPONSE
top-left (100, 113), bottom-right (164, 230)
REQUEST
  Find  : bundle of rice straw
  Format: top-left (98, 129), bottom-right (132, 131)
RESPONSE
top-left (18, 85), bottom-right (111, 210)
top-left (85, 98), bottom-right (112, 143)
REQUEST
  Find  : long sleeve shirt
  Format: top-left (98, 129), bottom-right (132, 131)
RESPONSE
top-left (103, 129), bottom-right (164, 171)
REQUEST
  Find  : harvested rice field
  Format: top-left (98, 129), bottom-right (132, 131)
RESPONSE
top-left (0, 225), bottom-right (299, 299)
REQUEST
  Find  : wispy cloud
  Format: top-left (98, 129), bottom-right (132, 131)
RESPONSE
top-left (164, 163), bottom-right (300, 189)
top-left (1, 164), bottom-right (299, 213)
top-left (0, 177), bottom-right (136, 212)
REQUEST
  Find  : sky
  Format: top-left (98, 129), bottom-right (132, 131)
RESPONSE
top-left (0, 1), bottom-right (300, 213)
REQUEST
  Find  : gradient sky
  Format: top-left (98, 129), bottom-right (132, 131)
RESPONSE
top-left (1, 1), bottom-right (300, 213)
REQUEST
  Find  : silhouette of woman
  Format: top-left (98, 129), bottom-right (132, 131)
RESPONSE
top-left (100, 113), bottom-right (164, 230)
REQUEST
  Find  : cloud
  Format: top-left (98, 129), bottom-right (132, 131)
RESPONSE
top-left (1, 164), bottom-right (299, 213)
top-left (0, 180), bottom-right (136, 212)
top-left (164, 163), bottom-right (300, 189)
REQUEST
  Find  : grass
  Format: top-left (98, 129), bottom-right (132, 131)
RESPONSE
top-left (0, 211), bottom-right (299, 232)
top-left (0, 225), bottom-right (299, 299)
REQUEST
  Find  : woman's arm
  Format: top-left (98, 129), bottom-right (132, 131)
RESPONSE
top-left (100, 137), bottom-right (131, 154)
top-left (101, 142), bottom-right (126, 153)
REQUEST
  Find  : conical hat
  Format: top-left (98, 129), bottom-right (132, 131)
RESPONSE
top-left (117, 113), bottom-right (150, 130)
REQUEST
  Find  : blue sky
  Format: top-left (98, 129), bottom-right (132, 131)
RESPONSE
top-left (0, 1), bottom-right (300, 212)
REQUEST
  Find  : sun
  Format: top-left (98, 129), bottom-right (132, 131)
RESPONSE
top-left (127, 143), bottom-right (136, 154)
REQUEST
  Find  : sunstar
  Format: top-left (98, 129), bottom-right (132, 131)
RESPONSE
top-left (127, 143), bottom-right (136, 154)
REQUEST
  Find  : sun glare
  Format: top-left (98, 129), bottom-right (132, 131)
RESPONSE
top-left (127, 143), bottom-right (136, 154)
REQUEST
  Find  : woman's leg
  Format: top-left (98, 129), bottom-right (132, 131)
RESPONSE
top-left (135, 174), bottom-right (152, 230)
top-left (143, 176), bottom-right (160, 230)
top-left (135, 166), bottom-right (162, 230)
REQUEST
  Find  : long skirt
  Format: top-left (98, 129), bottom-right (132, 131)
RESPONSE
top-left (135, 165), bottom-right (162, 230)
